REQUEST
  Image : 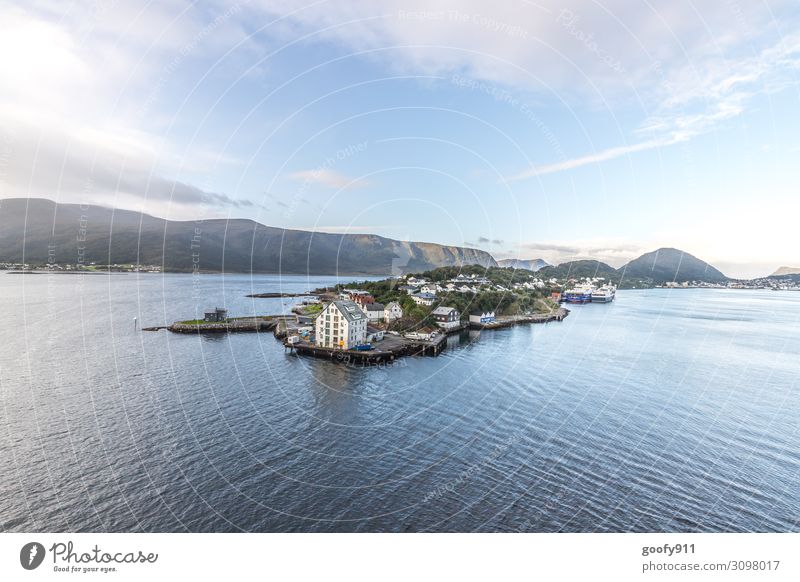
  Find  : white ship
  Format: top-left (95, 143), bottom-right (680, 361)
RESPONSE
top-left (591, 285), bottom-right (616, 303)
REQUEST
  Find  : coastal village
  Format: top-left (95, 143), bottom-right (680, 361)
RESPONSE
top-left (156, 267), bottom-right (572, 365)
top-left (137, 263), bottom-right (800, 366)
top-left (279, 269), bottom-right (571, 364)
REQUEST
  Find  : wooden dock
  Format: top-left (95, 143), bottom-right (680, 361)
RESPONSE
top-left (285, 331), bottom-right (447, 364)
top-left (468, 308), bottom-right (569, 330)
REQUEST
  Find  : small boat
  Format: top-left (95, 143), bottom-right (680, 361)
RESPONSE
top-left (354, 343), bottom-right (374, 351)
top-left (591, 285), bottom-right (616, 303)
top-left (563, 287), bottom-right (593, 304)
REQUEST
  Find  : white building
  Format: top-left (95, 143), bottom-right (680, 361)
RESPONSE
top-left (384, 301), bottom-right (404, 321)
top-left (367, 326), bottom-right (385, 343)
top-left (315, 300), bottom-right (368, 350)
top-left (469, 311), bottom-right (496, 325)
top-left (361, 302), bottom-right (385, 322)
top-left (411, 293), bottom-right (436, 306)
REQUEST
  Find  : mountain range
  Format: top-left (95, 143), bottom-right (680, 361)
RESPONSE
top-left (771, 266), bottom-right (800, 277)
top-left (538, 248), bottom-right (728, 285)
top-left (0, 199), bottom-right (496, 275)
top-left (0, 199), bottom-right (738, 282)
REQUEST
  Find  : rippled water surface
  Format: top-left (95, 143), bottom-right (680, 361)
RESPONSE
top-left (1, 273), bottom-right (798, 532)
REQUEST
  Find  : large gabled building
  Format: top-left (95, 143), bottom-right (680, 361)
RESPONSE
top-left (432, 306), bottom-right (461, 330)
top-left (315, 300), bottom-right (368, 350)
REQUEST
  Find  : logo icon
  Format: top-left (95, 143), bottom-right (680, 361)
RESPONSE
top-left (20, 542), bottom-right (46, 570)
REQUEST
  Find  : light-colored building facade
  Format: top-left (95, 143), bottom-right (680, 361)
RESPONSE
top-left (384, 301), bottom-right (404, 321)
top-left (361, 302), bottom-right (385, 322)
top-left (411, 293), bottom-right (436, 306)
top-left (469, 311), bottom-right (496, 325)
top-left (315, 300), bottom-right (368, 350)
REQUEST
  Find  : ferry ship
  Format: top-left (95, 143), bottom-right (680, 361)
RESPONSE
top-left (563, 287), bottom-right (593, 304)
top-left (591, 285), bottom-right (616, 303)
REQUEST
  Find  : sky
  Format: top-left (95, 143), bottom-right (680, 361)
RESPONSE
top-left (1, 0), bottom-right (798, 278)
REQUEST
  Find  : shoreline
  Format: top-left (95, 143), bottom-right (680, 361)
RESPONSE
top-left (143, 307), bottom-right (570, 365)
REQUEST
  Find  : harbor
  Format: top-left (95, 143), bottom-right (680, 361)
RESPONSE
top-left (143, 296), bottom-right (570, 366)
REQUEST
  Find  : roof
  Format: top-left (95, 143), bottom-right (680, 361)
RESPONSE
top-left (329, 300), bottom-right (367, 323)
top-left (415, 293), bottom-right (436, 299)
top-left (432, 306), bottom-right (458, 316)
top-left (385, 301), bottom-right (401, 308)
top-left (364, 303), bottom-right (385, 311)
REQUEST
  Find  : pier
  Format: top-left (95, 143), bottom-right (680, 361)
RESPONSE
top-left (468, 308), bottom-right (569, 330)
top-left (285, 332), bottom-right (446, 365)
top-left (143, 306), bottom-right (568, 365)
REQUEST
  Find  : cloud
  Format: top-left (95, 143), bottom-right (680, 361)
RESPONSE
top-left (507, 136), bottom-right (683, 181)
top-left (0, 105), bottom-right (252, 212)
top-left (288, 168), bottom-right (371, 190)
top-left (0, 2), bottom-right (251, 215)
top-left (243, 1), bottom-right (799, 181)
top-left (509, 239), bottom-right (647, 267)
top-left (507, 28), bottom-right (800, 180)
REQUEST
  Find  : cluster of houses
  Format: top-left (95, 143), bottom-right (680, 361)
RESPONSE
top-left (398, 273), bottom-right (547, 305)
top-left (310, 287), bottom-right (499, 350)
top-left (339, 290), bottom-right (404, 323)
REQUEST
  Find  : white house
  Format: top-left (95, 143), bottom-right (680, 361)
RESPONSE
top-left (315, 300), bottom-right (368, 350)
top-left (361, 302), bottom-right (385, 322)
top-left (432, 306), bottom-right (461, 330)
top-left (420, 283), bottom-right (440, 295)
top-left (384, 302), bottom-right (404, 321)
top-left (411, 293), bottom-right (436, 306)
top-left (366, 326), bottom-right (385, 343)
top-left (469, 311), bottom-right (496, 325)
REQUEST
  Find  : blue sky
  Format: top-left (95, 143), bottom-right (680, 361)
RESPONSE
top-left (1, 0), bottom-right (798, 277)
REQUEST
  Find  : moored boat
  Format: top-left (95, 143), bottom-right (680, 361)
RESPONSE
top-left (563, 287), bottom-right (593, 304)
top-left (591, 285), bottom-right (616, 303)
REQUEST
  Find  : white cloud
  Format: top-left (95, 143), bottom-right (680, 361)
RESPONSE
top-left (246, 1), bottom-right (799, 181)
top-left (507, 29), bottom-right (800, 180)
top-left (0, 2), bottom-right (252, 214)
top-left (506, 136), bottom-right (684, 180)
top-left (500, 238), bottom-right (649, 268)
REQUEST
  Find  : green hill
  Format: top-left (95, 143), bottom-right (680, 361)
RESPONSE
top-left (621, 248), bottom-right (727, 283)
top-left (538, 260), bottom-right (622, 282)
